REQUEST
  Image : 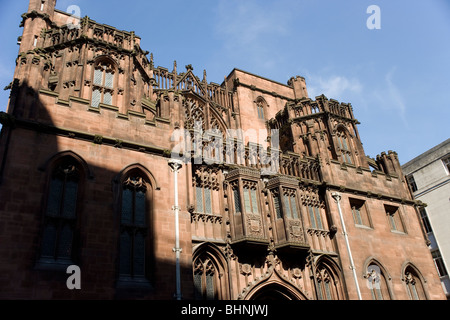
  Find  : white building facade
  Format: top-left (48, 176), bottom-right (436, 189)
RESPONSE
top-left (402, 139), bottom-right (450, 299)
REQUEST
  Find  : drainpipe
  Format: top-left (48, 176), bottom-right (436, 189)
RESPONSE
top-left (169, 159), bottom-right (183, 300)
top-left (332, 192), bottom-right (362, 300)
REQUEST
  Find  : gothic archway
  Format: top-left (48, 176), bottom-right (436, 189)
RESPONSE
top-left (242, 269), bottom-right (309, 301)
top-left (250, 283), bottom-right (302, 301)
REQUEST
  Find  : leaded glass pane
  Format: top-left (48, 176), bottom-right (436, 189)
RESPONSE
top-left (308, 206), bottom-right (316, 229)
top-left (317, 282), bottom-right (324, 300)
top-left (342, 137), bottom-right (348, 150)
top-left (353, 207), bottom-right (362, 225)
top-left (410, 283), bottom-right (419, 300)
top-left (104, 71), bottom-right (114, 88)
top-left (194, 273), bottom-right (203, 300)
top-left (57, 223), bottom-right (73, 259)
top-left (315, 207), bottom-right (323, 229)
top-left (92, 89), bottom-right (101, 108)
top-left (273, 195), bottom-right (282, 219)
top-left (62, 179), bottom-right (78, 219)
top-left (233, 188), bottom-right (241, 213)
top-left (250, 189), bottom-right (258, 213)
top-left (337, 137), bottom-right (343, 150)
top-left (133, 232), bottom-right (145, 277)
top-left (196, 187), bottom-right (203, 213)
top-left (206, 273), bottom-right (214, 300)
top-left (41, 223), bottom-right (57, 257)
top-left (324, 281), bottom-right (332, 300)
top-left (135, 190), bottom-right (146, 226)
top-left (243, 188), bottom-right (251, 213)
top-left (283, 195), bottom-right (291, 219)
top-left (121, 188), bottom-right (133, 225)
top-left (204, 188), bottom-right (212, 214)
top-left (103, 91), bottom-right (112, 105)
top-left (389, 214), bottom-right (397, 230)
top-left (345, 153), bottom-right (352, 164)
top-left (47, 177), bottom-right (63, 217)
top-left (119, 231), bottom-right (131, 275)
top-left (93, 68), bottom-right (103, 85)
top-left (290, 196), bottom-right (298, 219)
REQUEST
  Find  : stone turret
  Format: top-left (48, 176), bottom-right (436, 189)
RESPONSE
top-left (376, 150), bottom-right (401, 176)
top-left (288, 75), bottom-right (308, 99)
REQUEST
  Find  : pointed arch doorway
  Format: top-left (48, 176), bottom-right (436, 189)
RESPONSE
top-left (249, 283), bottom-right (302, 301)
top-left (242, 271), bottom-right (309, 301)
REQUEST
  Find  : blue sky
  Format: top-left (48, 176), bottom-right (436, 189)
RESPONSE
top-left (0, 0), bottom-right (449, 164)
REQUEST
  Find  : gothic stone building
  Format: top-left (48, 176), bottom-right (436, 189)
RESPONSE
top-left (0, 0), bottom-right (445, 300)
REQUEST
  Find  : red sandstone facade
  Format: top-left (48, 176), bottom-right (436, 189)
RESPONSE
top-left (0, 0), bottom-right (445, 300)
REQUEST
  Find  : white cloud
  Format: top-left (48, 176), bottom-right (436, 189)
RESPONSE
top-left (307, 74), bottom-right (362, 100)
top-left (385, 67), bottom-right (407, 117)
top-left (371, 67), bottom-right (408, 126)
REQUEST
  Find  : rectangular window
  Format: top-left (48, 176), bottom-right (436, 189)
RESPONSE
top-left (407, 175), bottom-right (418, 192)
top-left (103, 91), bottom-right (112, 105)
top-left (94, 68), bottom-right (103, 85)
top-left (204, 187), bottom-right (212, 214)
top-left (290, 195), bottom-right (298, 219)
top-left (283, 195), bottom-right (291, 219)
top-left (243, 185), bottom-right (258, 214)
top-left (104, 72), bottom-right (114, 88)
top-left (419, 208), bottom-right (433, 233)
top-left (442, 156), bottom-right (450, 174)
top-left (196, 186), bottom-right (212, 214)
top-left (91, 89), bottom-right (101, 108)
top-left (282, 193), bottom-right (299, 220)
top-left (196, 186), bottom-right (203, 213)
top-left (308, 205), bottom-right (323, 229)
top-left (273, 194), bottom-right (282, 219)
top-left (385, 205), bottom-right (405, 233)
top-left (432, 250), bottom-right (448, 277)
top-left (233, 188), bottom-right (242, 214)
top-left (250, 189), bottom-right (258, 213)
top-left (349, 198), bottom-right (371, 227)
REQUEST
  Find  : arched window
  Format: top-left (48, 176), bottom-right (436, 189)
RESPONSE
top-left (255, 97), bottom-right (268, 120)
top-left (194, 257), bottom-right (216, 300)
top-left (365, 263), bottom-right (391, 300)
top-left (92, 60), bottom-right (115, 107)
top-left (192, 247), bottom-right (228, 300)
top-left (39, 157), bottom-right (82, 267)
top-left (336, 130), bottom-right (353, 164)
top-left (404, 266), bottom-right (427, 300)
top-left (119, 174), bottom-right (150, 282)
top-left (315, 259), bottom-right (343, 300)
